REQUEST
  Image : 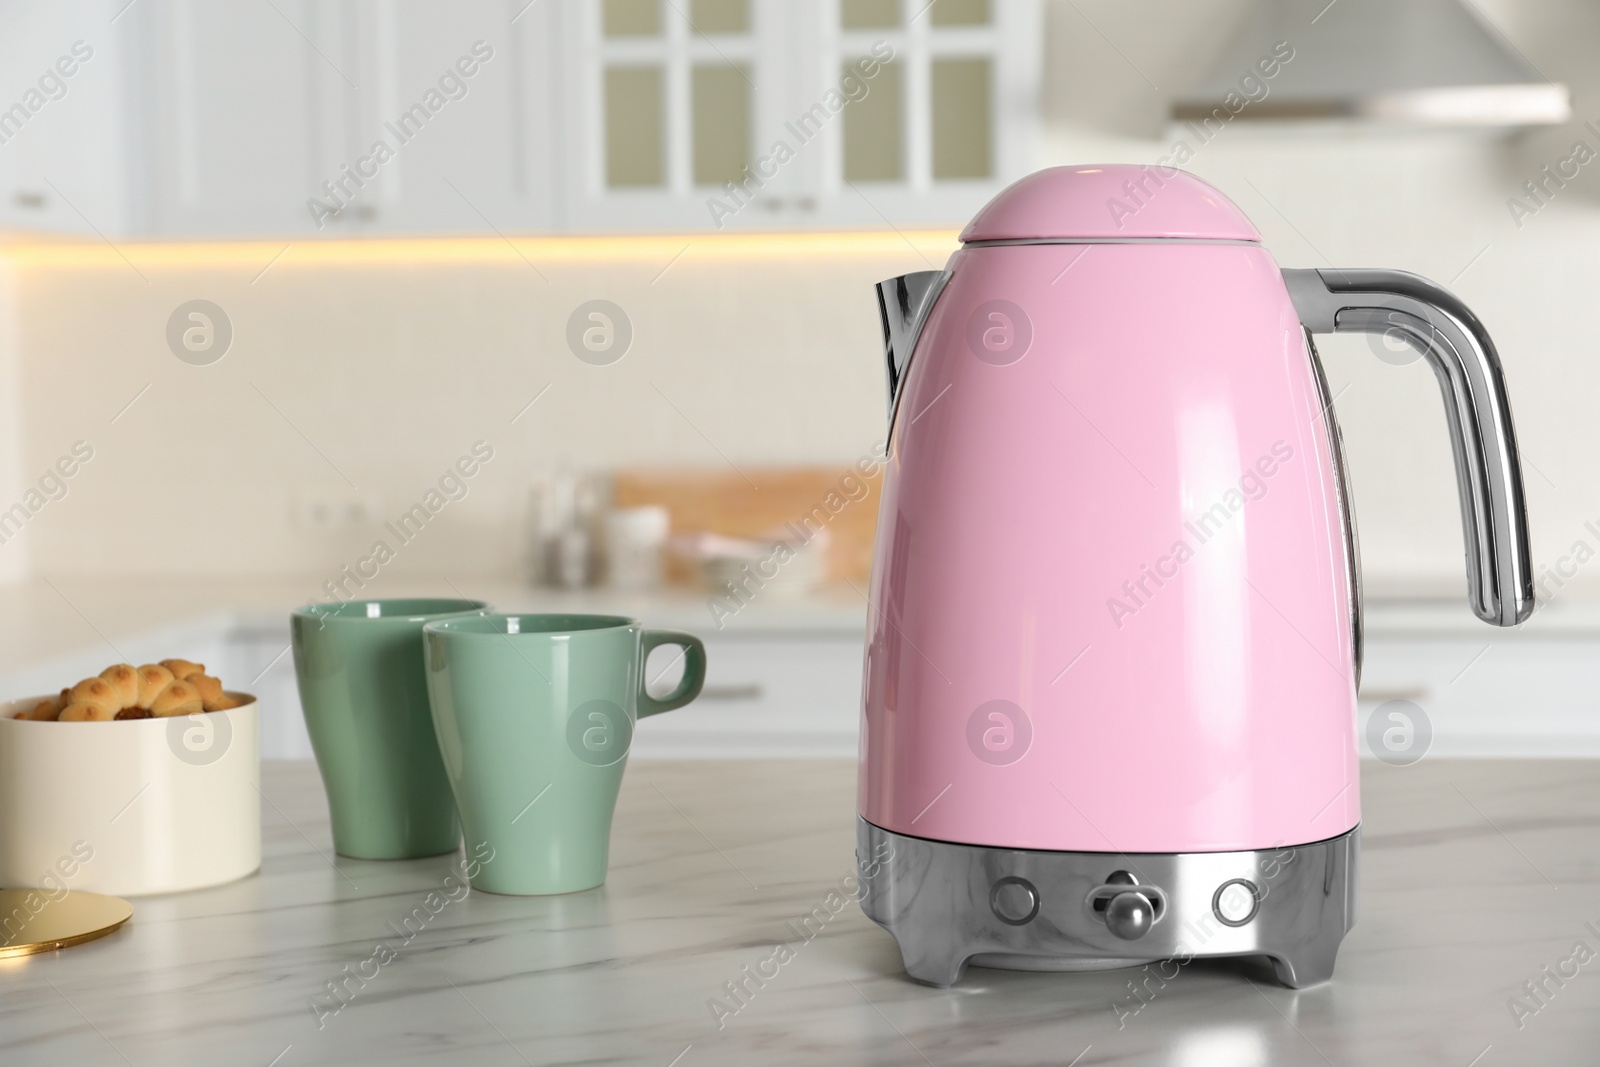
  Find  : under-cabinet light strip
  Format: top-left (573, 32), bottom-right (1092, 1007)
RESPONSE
top-left (0, 230), bottom-right (961, 270)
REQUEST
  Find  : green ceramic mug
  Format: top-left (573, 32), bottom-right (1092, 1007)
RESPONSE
top-left (422, 614), bottom-right (706, 895)
top-left (292, 598), bottom-right (490, 859)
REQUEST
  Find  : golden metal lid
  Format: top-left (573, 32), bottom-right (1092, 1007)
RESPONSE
top-left (0, 889), bottom-right (133, 958)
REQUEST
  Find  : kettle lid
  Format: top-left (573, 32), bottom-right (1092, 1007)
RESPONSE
top-left (959, 165), bottom-right (1262, 242)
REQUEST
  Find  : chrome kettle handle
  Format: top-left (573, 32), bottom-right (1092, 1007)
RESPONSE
top-left (1283, 268), bottom-right (1534, 627)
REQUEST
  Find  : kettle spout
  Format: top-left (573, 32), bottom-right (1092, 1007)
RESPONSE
top-left (875, 270), bottom-right (951, 420)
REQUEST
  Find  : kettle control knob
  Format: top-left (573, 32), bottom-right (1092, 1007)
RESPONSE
top-left (990, 876), bottom-right (1040, 926)
top-left (1104, 891), bottom-right (1155, 940)
top-left (1212, 878), bottom-right (1262, 926)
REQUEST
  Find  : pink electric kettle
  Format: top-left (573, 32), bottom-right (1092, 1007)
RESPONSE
top-left (856, 165), bottom-right (1533, 987)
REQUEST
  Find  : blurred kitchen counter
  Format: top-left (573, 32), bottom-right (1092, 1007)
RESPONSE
top-left (8, 578), bottom-right (1600, 761)
top-left (6, 576), bottom-right (1600, 671)
top-left (0, 576), bottom-right (871, 682)
top-left (1, 757), bottom-right (1598, 1064)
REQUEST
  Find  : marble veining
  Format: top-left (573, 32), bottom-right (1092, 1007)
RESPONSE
top-left (1, 759), bottom-right (1599, 1065)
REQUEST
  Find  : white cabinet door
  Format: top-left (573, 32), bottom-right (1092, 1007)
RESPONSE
top-left (326, 0), bottom-right (556, 235)
top-left (1360, 632), bottom-right (1600, 758)
top-left (127, 0), bottom-right (555, 236)
top-left (233, 623), bottom-right (866, 761)
top-left (631, 633), bottom-right (863, 759)
top-left (127, 0), bottom-right (344, 235)
top-left (0, 3), bottom-right (128, 235)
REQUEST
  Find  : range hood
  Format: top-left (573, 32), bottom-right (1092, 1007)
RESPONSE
top-left (1173, 0), bottom-right (1570, 127)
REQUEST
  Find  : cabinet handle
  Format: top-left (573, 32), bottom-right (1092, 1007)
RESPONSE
top-left (1358, 687), bottom-right (1428, 702)
top-left (698, 684), bottom-right (764, 701)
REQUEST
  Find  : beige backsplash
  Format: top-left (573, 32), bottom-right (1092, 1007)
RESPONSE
top-left (0, 238), bottom-right (933, 588)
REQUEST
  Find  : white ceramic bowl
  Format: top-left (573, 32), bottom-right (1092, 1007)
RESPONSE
top-left (0, 695), bottom-right (260, 896)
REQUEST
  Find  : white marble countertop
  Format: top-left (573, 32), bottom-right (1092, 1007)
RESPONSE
top-left (2, 758), bottom-right (1598, 1065)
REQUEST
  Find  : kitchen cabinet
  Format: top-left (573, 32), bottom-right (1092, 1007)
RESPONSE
top-left (632, 631), bottom-right (864, 758)
top-left (0, 6), bottom-right (128, 235)
top-left (130, 0), bottom-right (339, 235)
top-left (131, 0), bottom-right (557, 235)
top-left (557, 0), bottom-right (1041, 231)
top-left (237, 622), bottom-right (866, 761)
top-left (1, 0), bottom-right (343, 237)
top-left (0, 0), bottom-right (1037, 237)
top-left (1359, 629), bottom-right (1600, 758)
top-left (6, 582), bottom-right (1600, 762)
top-left (322, 0), bottom-right (558, 234)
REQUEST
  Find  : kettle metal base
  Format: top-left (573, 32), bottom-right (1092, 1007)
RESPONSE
top-left (857, 818), bottom-right (1357, 989)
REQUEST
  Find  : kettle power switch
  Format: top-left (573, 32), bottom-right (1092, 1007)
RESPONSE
top-left (1104, 891), bottom-right (1155, 940)
top-left (989, 877), bottom-right (1040, 926)
top-left (1213, 879), bottom-right (1263, 926)
top-left (1085, 873), bottom-right (1167, 940)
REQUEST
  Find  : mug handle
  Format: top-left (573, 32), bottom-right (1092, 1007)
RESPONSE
top-left (637, 630), bottom-right (707, 718)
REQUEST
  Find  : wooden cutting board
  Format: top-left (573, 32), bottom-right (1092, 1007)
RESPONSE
top-left (611, 466), bottom-right (882, 585)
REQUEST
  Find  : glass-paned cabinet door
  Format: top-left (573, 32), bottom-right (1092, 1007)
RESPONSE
top-left (554, 0), bottom-right (1039, 230)
top-left (806, 0), bottom-right (1040, 227)
top-left (557, 0), bottom-right (803, 231)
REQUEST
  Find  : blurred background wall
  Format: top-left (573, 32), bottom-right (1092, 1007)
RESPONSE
top-left (2, 0), bottom-right (1597, 603)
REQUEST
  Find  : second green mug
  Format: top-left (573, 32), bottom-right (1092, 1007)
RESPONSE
top-left (422, 614), bottom-right (706, 895)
